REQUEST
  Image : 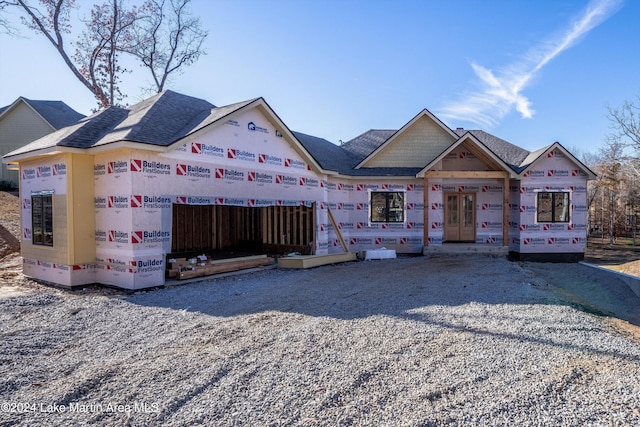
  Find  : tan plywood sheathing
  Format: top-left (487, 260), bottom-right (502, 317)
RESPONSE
top-left (363, 116), bottom-right (455, 168)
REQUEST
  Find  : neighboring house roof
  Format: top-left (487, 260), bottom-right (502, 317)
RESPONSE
top-left (3, 90), bottom-right (594, 179)
top-left (0, 97), bottom-right (84, 130)
top-left (4, 91), bottom-right (218, 157)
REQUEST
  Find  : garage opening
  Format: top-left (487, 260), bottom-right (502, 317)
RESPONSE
top-left (171, 203), bottom-right (316, 258)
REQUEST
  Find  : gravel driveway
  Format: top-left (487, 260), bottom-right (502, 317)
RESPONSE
top-left (1, 255), bottom-right (639, 426)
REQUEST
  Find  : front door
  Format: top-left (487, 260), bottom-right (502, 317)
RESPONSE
top-left (444, 193), bottom-right (476, 242)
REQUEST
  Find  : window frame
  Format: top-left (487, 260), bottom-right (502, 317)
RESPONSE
top-left (370, 191), bottom-right (405, 223)
top-left (536, 191), bottom-right (570, 223)
top-left (31, 191), bottom-right (54, 246)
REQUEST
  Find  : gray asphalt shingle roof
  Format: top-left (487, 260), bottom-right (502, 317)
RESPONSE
top-left (5, 91), bottom-right (221, 156)
top-left (5, 90), bottom-right (548, 177)
top-left (0, 98), bottom-right (85, 129)
top-left (340, 129), bottom-right (397, 163)
top-left (453, 129), bottom-right (532, 172)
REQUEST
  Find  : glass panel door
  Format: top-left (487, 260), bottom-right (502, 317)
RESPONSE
top-left (445, 194), bottom-right (459, 241)
top-left (460, 194), bottom-right (475, 241)
top-left (444, 193), bottom-right (476, 242)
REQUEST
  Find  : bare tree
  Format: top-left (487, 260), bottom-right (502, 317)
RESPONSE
top-left (9, 0), bottom-right (206, 108)
top-left (0, 1), bottom-right (21, 35)
top-left (74, 0), bottom-right (140, 107)
top-left (607, 93), bottom-right (640, 155)
top-left (570, 145), bottom-right (602, 236)
top-left (597, 139), bottom-right (626, 244)
top-left (129, 0), bottom-right (207, 93)
top-left (14, 0), bottom-right (124, 107)
top-left (621, 159), bottom-right (640, 245)
top-left (15, 0), bottom-right (105, 108)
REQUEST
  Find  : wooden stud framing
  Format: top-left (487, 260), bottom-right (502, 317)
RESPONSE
top-left (171, 203), bottom-right (315, 255)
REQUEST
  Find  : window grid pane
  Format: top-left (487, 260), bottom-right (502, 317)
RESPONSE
top-left (31, 194), bottom-right (53, 247)
top-left (370, 192), bottom-right (405, 223)
top-left (537, 192), bottom-right (570, 223)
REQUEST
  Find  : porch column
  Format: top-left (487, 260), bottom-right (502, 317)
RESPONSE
top-left (503, 176), bottom-right (509, 247)
top-left (423, 175), bottom-right (429, 246)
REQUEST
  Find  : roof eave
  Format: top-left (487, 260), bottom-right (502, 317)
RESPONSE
top-left (165, 97), bottom-right (331, 175)
top-left (2, 145), bottom-right (86, 163)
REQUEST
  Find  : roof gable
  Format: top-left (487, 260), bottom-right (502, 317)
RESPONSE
top-left (518, 142), bottom-right (597, 179)
top-left (418, 132), bottom-right (519, 177)
top-left (0, 97), bottom-right (84, 130)
top-left (454, 129), bottom-right (530, 172)
top-left (354, 109), bottom-right (458, 169)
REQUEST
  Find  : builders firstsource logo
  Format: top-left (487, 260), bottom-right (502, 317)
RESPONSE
top-left (227, 148), bottom-right (256, 162)
top-left (130, 160), bottom-right (170, 175)
top-left (258, 153), bottom-right (283, 166)
top-left (131, 195), bottom-right (172, 209)
top-left (522, 170), bottom-right (545, 178)
top-left (95, 230), bottom-right (107, 242)
top-left (547, 169), bottom-right (569, 177)
top-left (108, 195), bottom-right (129, 209)
top-left (215, 168), bottom-right (244, 181)
top-left (108, 230), bottom-right (129, 244)
top-left (52, 163), bottom-right (67, 176)
top-left (133, 258), bottom-right (164, 273)
top-left (21, 168), bottom-right (36, 181)
top-left (94, 196), bottom-right (107, 209)
top-left (481, 203), bottom-right (502, 211)
top-left (191, 142), bottom-right (224, 157)
top-left (94, 164), bottom-right (106, 176)
top-left (35, 165), bottom-right (52, 178)
top-left (176, 163), bottom-right (211, 178)
top-left (276, 174), bottom-right (298, 186)
top-left (131, 230), bottom-right (170, 244)
top-left (284, 158), bottom-right (306, 169)
top-left (108, 161), bottom-right (129, 174)
top-left (248, 171), bottom-right (274, 184)
top-left (299, 177), bottom-right (320, 187)
top-left (481, 185), bottom-right (502, 192)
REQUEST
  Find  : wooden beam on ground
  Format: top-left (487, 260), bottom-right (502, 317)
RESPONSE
top-left (175, 255), bottom-right (275, 280)
top-left (278, 252), bottom-right (357, 269)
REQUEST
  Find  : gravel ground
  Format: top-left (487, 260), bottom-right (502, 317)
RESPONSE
top-left (1, 255), bottom-right (639, 426)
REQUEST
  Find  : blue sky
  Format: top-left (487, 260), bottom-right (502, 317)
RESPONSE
top-left (1, 0), bottom-right (638, 154)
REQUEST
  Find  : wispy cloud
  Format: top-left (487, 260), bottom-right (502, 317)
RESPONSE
top-left (437, 0), bottom-right (623, 128)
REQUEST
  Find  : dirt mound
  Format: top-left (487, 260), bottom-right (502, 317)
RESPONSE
top-left (0, 191), bottom-right (20, 260)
